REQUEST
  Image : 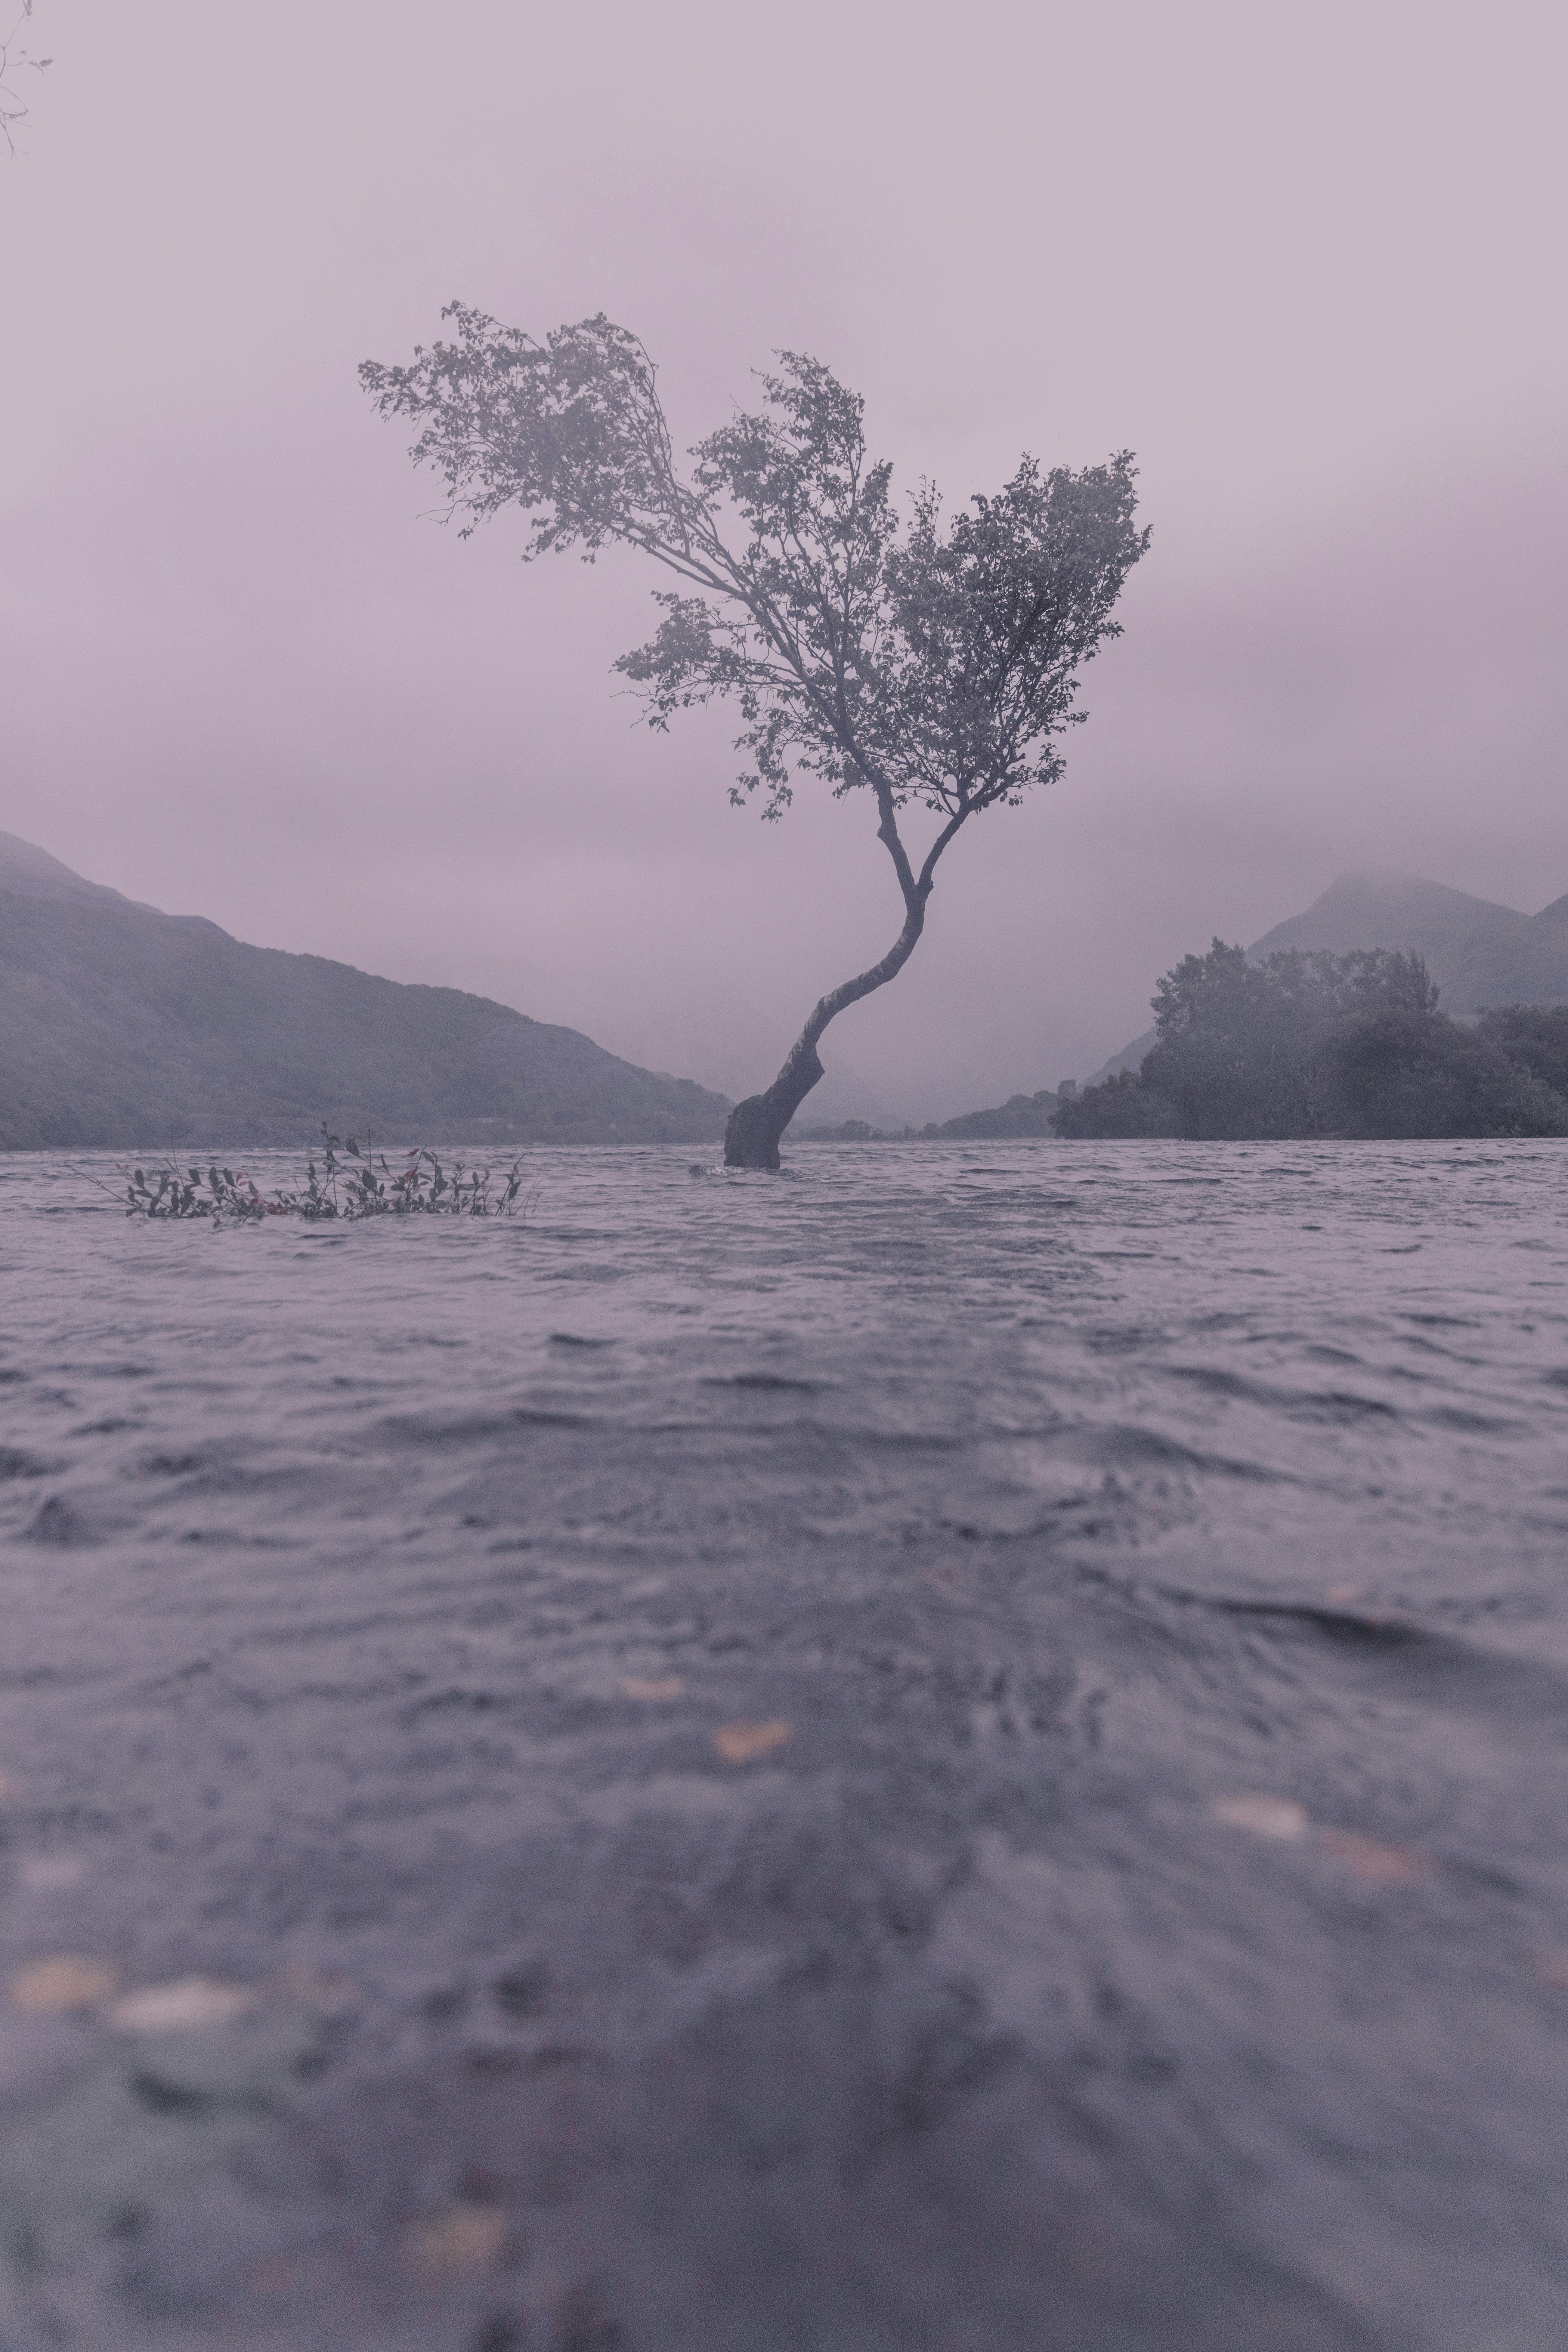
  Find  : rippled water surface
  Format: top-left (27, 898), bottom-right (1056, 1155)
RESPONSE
top-left (3, 1139), bottom-right (1568, 2351)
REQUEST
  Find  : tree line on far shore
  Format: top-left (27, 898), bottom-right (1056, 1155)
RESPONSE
top-left (1053, 942), bottom-right (1568, 1140)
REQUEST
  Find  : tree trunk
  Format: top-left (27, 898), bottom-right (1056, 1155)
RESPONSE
top-left (724, 875), bottom-right (923, 1168)
top-left (722, 788), bottom-right (971, 1170)
top-left (722, 1040), bottom-right (827, 1170)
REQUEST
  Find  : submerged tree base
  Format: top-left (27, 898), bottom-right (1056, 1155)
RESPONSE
top-left (723, 1047), bottom-right (825, 1169)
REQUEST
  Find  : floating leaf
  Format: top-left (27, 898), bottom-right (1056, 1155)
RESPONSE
top-left (1317, 1829), bottom-right (1432, 1886)
top-left (713, 1718), bottom-right (792, 1765)
top-left (407, 2205), bottom-right (507, 2272)
top-left (109, 1975), bottom-right (255, 2032)
top-left (1211, 1794), bottom-right (1309, 1841)
top-left (9, 1954), bottom-right (117, 2013)
top-left (621, 1676), bottom-right (685, 1702)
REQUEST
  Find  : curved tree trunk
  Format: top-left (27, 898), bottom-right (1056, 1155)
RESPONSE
top-left (721, 1039), bottom-right (831, 1169)
top-left (724, 785), bottom-right (972, 1169)
top-left (723, 824), bottom-right (939, 1167)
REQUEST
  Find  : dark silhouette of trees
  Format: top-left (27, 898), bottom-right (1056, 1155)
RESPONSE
top-left (1476, 1004), bottom-right (1568, 1099)
top-left (361, 310), bottom-right (1148, 1166)
top-left (1054, 942), bottom-right (1568, 1139)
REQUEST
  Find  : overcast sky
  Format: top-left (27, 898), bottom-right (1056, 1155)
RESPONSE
top-left (3, 0), bottom-right (1564, 1119)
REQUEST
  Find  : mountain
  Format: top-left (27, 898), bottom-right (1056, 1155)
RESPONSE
top-left (1085, 868), bottom-right (1568, 1087)
top-left (1447, 891), bottom-right (1568, 1011)
top-left (0, 830), bottom-right (168, 916)
top-left (1085, 1029), bottom-right (1156, 1087)
top-left (937, 1087), bottom-right (1059, 1140)
top-left (788, 1058), bottom-right (913, 1135)
top-left (1246, 871), bottom-right (1534, 1005)
top-left (0, 832), bottom-right (729, 1151)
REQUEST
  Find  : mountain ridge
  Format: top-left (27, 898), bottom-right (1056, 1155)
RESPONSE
top-left (0, 834), bottom-right (730, 1150)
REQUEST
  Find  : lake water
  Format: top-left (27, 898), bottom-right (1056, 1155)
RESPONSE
top-left (2, 1139), bottom-right (1567, 2351)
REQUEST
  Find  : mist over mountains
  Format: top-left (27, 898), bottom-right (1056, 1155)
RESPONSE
top-left (7, 835), bottom-right (1568, 1153)
top-left (0, 833), bottom-right (729, 1150)
top-left (1250, 870), bottom-right (1568, 1011)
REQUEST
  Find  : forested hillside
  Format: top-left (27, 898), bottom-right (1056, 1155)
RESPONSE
top-left (0, 839), bottom-right (728, 1150)
top-left (1055, 942), bottom-right (1568, 1140)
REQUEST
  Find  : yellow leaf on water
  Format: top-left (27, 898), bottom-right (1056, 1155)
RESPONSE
top-left (407, 2205), bottom-right (507, 2273)
top-left (620, 1676), bottom-right (685, 1703)
top-left (713, 1719), bottom-right (793, 1765)
top-left (1211, 1794), bottom-right (1309, 1841)
top-left (1317, 1829), bottom-right (1433, 1886)
top-left (9, 1955), bottom-right (118, 2014)
top-left (1534, 1950), bottom-right (1568, 1988)
top-left (109, 1976), bottom-right (255, 2032)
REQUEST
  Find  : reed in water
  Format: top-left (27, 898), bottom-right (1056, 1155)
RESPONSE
top-left (118, 1126), bottom-right (533, 1222)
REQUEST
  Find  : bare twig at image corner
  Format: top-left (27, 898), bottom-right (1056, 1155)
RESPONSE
top-left (1, 1), bottom-right (51, 156)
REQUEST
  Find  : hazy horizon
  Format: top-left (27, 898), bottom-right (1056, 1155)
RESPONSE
top-left (7, 819), bottom-right (1564, 1124)
top-left (4, 0), bottom-right (1565, 1122)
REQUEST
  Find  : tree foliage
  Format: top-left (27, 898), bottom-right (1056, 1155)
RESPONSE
top-left (1476, 1004), bottom-right (1568, 1099)
top-left (1055, 942), bottom-right (1568, 1140)
top-left (361, 310), bottom-right (1147, 833)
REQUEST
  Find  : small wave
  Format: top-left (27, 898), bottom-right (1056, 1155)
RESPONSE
top-left (1087, 1424), bottom-right (1298, 1483)
top-left (23, 1495), bottom-right (94, 1547)
top-left (0, 1447), bottom-right (53, 1480)
top-left (1209, 1598), bottom-right (1429, 1650)
top-left (385, 1405), bottom-right (594, 1444)
top-left (1164, 1363), bottom-right (1400, 1424)
top-left (1421, 1406), bottom-right (1530, 1435)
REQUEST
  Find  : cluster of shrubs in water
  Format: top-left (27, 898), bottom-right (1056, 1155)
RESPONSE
top-left (123, 1128), bottom-right (532, 1220)
top-left (1053, 945), bottom-right (1568, 1141)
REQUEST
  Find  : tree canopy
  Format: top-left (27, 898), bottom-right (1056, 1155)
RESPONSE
top-left (362, 310), bottom-right (1148, 1163)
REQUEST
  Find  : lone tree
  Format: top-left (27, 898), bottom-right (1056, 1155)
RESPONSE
top-left (361, 310), bottom-right (1148, 1167)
